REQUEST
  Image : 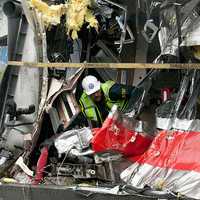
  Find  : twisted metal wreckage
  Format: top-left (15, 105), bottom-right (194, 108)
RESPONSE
top-left (2, 0), bottom-right (200, 63)
top-left (1, 0), bottom-right (200, 200)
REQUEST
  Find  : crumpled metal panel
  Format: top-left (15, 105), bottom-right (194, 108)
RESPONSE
top-left (47, 78), bottom-right (64, 102)
top-left (156, 117), bottom-right (200, 131)
top-left (54, 127), bottom-right (93, 155)
top-left (181, 18), bottom-right (200, 47)
top-left (121, 163), bottom-right (200, 199)
top-left (158, 27), bottom-right (179, 57)
top-left (157, 5), bottom-right (200, 60)
top-left (121, 130), bottom-right (200, 199)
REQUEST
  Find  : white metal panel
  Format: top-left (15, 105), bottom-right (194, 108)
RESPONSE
top-left (0, 2), bottom-right (8, 37)
top-left (121, 163), bottom-right (200, 200)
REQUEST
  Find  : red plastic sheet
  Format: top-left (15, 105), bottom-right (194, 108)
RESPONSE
top-left (130, 130), bottom-right (200, 172)
top-left (91, 116), bottom-right (153, 157)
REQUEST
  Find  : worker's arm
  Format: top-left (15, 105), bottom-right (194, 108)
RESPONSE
top-left (108, 83), bottom-right (135, 101)
top-left (109, 83), bottom-right (145, 108)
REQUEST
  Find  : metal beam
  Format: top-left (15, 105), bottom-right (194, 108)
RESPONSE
top-left (7, 61), bottom-right (200, 69)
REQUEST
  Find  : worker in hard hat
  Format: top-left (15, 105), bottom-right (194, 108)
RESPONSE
top-left (79, 75), bottom-right (143, 128)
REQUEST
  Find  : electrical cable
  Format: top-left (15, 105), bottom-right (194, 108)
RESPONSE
top-left (56, 153), bottom-right (68, 185)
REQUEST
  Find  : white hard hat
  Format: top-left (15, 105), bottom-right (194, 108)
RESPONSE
top-left (82, 75), bottom-right (101, 95)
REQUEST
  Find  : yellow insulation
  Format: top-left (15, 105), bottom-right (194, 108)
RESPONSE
top-left (29, 0), bottom-right (98, 39)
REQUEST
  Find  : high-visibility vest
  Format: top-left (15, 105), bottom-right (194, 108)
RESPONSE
top-left (79, 80), bottom-right (128, 124)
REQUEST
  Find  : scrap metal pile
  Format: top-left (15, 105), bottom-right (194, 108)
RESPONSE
top-left (136, 0), bottom-right (200, 63)
top-left (2, 0), bottom-right (200, 63)
top-left (23, 0), bottom-right (134, 63)
top-left (27, 0), bottom-right (200, 63)
top-left (28, 0), bottom-right (200, 63)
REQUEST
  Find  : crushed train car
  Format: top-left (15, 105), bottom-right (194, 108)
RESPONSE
top-left (1, 0), bottom-right (200, 200)
top-left (0, 65), bottom-right (199, 200)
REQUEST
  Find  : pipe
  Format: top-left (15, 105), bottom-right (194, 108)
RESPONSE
top-left (3, 1), bottom-right (22, 18)
top-left (3, 1), bottom-right (22, 61)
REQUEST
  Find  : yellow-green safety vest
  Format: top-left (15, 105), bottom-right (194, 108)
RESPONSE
top-left (79, 80), bottom-right (128, 123)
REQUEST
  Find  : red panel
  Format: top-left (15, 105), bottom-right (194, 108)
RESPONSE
top-left (130, 130), bottom-right (200, 172)
top-left (92, 116), bottom-right (152, 157)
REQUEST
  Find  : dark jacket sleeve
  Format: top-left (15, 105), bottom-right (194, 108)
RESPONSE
top-left (108, 83), bottom-right (134, 101)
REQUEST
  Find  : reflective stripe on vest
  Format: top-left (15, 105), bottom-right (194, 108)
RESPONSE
top-left (79, 92), bottom-right (103, 123)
